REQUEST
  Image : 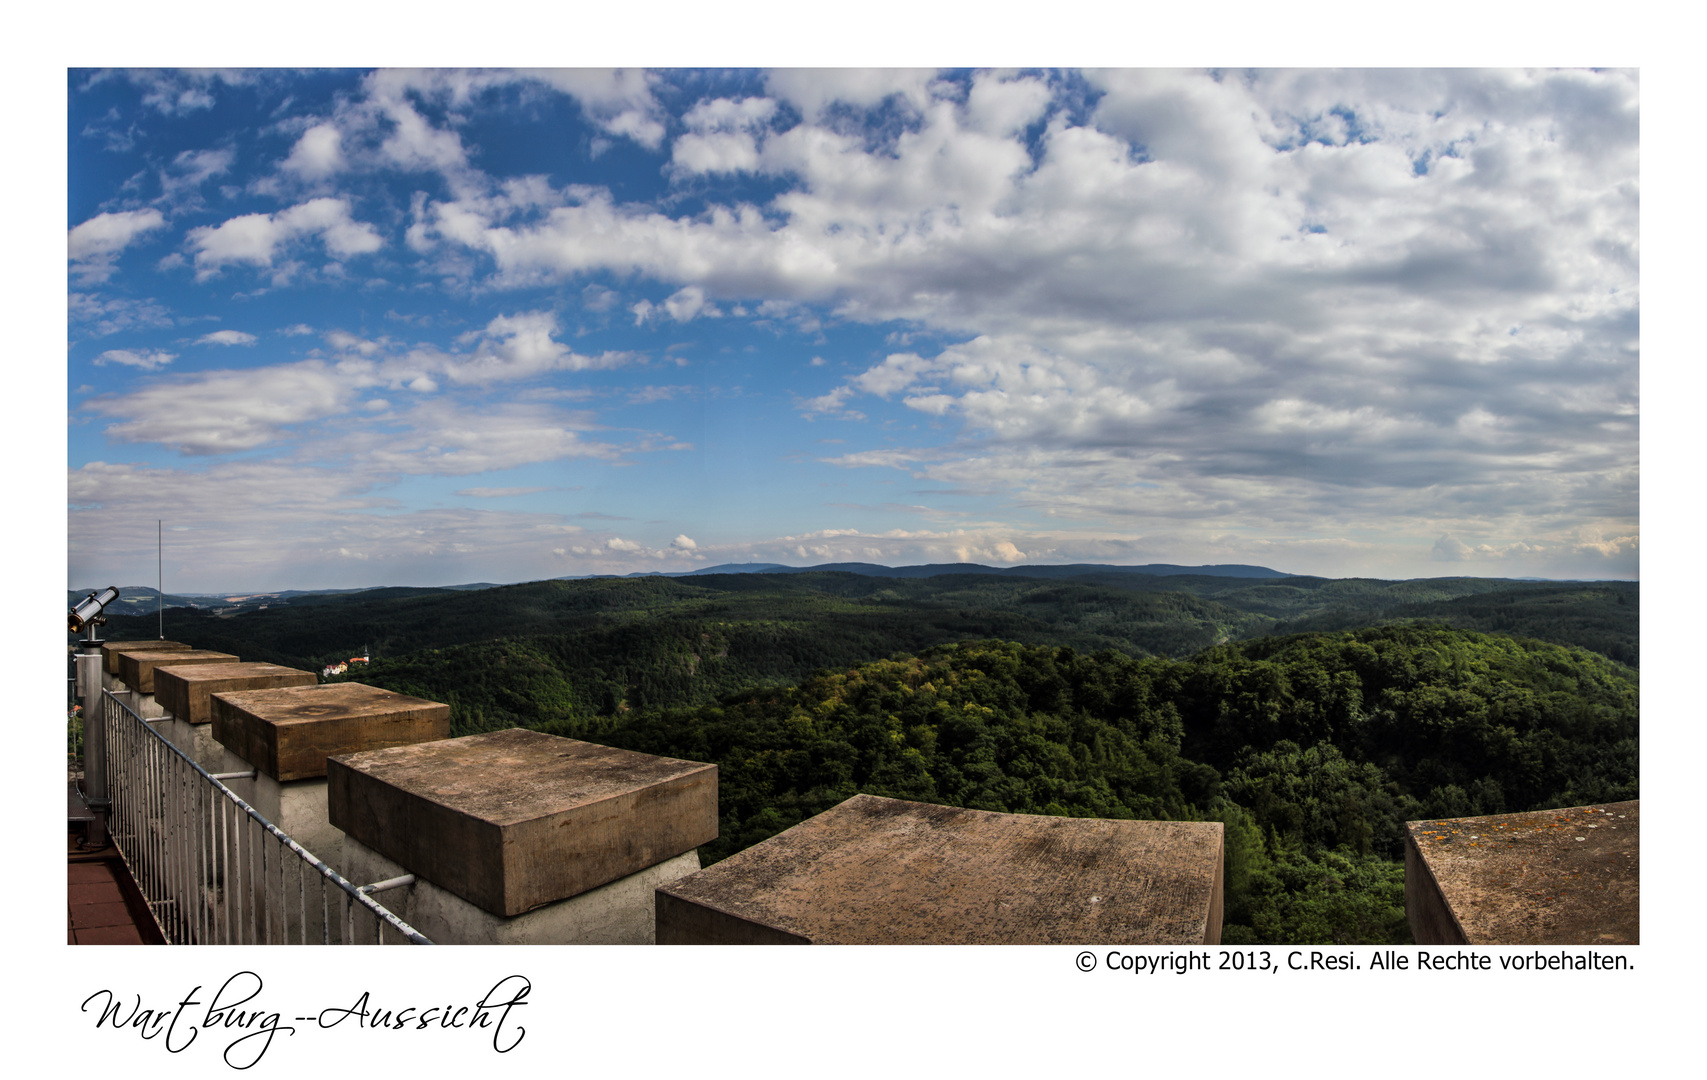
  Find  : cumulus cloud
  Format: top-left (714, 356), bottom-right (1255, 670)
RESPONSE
top-left (764, 69), bottom-right (938, 118)
top-left (632, 289), bottom-right (721, 325)
top-left (69, 209), bottom-right (167, 282)
top-left (528, 69), bottom-right (668, 149)
top-left (281, 123), bottom-right (345, 180)
top-left (88, 360), bottom-right (352, 453)
top-left (671, 534), bottom-right (697, 550)
top-left (341, 399), bottom-right (621, 475)
top-left (99, 69), bottom-right (253, 116)
top-left (195, 330), bottom-right (257, 346)
top-left (671, 97), bottom-right (777, 175)
top-left (662, 286), bottom-right (719, 322)
top-left (799, 385), bottom-right (861, 418)
top-left (94, 348), bottom-right (176, 370)
top-left (69, 293), bottom-right (173, 337)
top-left (157, 148), bottom-right (233, 209)
top-left (187, 197), bottom-right (383, 279)
top-left (435, 310), bottom-right (634, 384)
top-left (1431, 534), bottom-right (1474, 562)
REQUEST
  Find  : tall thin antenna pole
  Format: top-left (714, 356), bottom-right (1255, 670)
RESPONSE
top-left (158, 520), bottom-right (163, 639)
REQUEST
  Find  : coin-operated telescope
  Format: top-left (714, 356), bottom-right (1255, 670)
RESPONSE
top-left (70, 583), bottom-right (120, 705)
top-left (70, 585), bottom-right (121, 634)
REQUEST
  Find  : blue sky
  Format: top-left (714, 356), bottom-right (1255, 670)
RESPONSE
top-left (67, 68), bottom-right (1639, 590)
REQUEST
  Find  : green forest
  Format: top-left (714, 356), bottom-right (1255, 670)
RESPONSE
top-left (93, 569), bottom-right (1638, 944)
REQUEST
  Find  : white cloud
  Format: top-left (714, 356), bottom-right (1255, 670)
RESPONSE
top-left (282, 123), bottom-right (345, 180)
top-left (852, 352), bottom-right (938, 397)
top-left (1431, 534), bottom-right (1474, 562)
top-left (671, 534), bottom-right (697, 550)
top-left (671, 97), bottom-right (778, 175)
top-left (68, 209), bottom-right (167, 282)
top-left (528, 69), bottom-right (667, 149)
top-left (93, 348), bottom-right (176, 370)
top-left (799, 385), bottom-right (862, 420)
top-left (764, 69), bottom-right (938, 118)
top-left (89, 360), bottom-right (352, 453)
top-left (69, 293), bottom-right (174, 337)
top-left (195, 330), bottom-right (257, 346)
top-left (662, 286), bottom-right (718, 322)
top-left (964, 71), bottom-right (1053, 136)
top-left (435, 310), bottom-right (634, 384)
top-left (158, 148), bottom-right (233, 209)
top-left (685, 96), bottom-right (778, 134)
top-left (187, 197), bottom-right (383, 279)
top-left (606, 536), bottom-right (642, 552)
top-left (582, 284), bottom-right (619, 312)
top-left (672, 131), bottom-right (763, 175)
top-left (108, 69), bottom-right (252, 116)
top-left (345, 399), bottom-right (621, 475)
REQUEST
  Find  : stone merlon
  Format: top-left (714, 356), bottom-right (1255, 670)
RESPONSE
top-left (656, 793), bottom-right (1224, 945)
top-left (1406, 801), bottom-right (1638, 945)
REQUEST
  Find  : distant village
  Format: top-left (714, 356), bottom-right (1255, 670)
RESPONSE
top-left (322, 651), bottom-right (369, 679)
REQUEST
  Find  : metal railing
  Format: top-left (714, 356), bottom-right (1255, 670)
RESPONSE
top-left (101, 688), bottom-right (431, 944)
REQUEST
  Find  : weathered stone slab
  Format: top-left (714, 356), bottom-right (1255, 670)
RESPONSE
top-left (1406, 801), bottom-right (1639, 945)
top-left (656, 794), bottom-right (1224, 945)
top-left (154, 661), bottom-right (317, 726)
top-left (212, 682), bottom-right (450, 782)
top-left (118, 649), bottom-right (239, 693)
top-left (327, 728), bottom-right (718, 918)
top-left (342, 836), bottom-right (702, 944)
top-left (103, 640), bottom-right (191, 675)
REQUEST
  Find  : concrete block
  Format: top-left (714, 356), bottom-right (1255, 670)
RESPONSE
top-left (327, 728), bottom-right (718, 918)
top-left (656, 794), bottom-right (1224, 945)
top-left (155, 661), bottom-right (317, 726)
top-left (118, 649), bottom-right (239, 694)
top-left (158, 716), bottom-right (225, 771)
top-left (1406, 801), bottom-right (1638, 945)
top-left (103, 640), bottom-right (191, 675)
top-left (211, 682), bottom-right (450, 783)
top-left (341, 836), bottom-right (701, 944)
top-left (217, 747), bottom-right (345, 868)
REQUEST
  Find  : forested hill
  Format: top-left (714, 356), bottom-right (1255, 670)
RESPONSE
top-left (95, 571), bottom-right (1637, 721)
top-left (567, 628), bottom-right (1638, 944)
top-left (1267, 582), bottom-right (1638, 667)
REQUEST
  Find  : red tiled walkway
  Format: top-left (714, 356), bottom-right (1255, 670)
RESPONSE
top-left (69, 859), bottom-right (147, 944)
top-left (69, 831), bottom-right (161, 945)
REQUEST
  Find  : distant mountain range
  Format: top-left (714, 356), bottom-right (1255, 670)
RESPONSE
top-left (74, 560), bottom-right (1626, 621)
top-left (662, 561), bottom-right (1291, 580)
top-left (66, 581), bottom-right (506, 619)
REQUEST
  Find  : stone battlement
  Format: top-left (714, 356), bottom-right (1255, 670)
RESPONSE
top-left (657, 793), bottom-right (1224, 945)
top-left (1405, 801), bottom-right (1639, 945)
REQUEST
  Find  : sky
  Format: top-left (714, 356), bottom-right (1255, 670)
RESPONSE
top-left (67, 67), bottom-right (1639, 591)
